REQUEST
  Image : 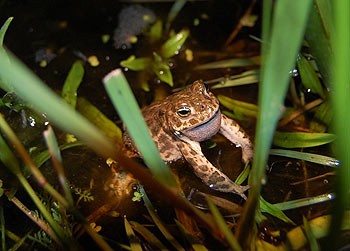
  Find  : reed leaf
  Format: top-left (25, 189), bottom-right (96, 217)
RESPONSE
top-left (124, 217), bottom-right (142, 251)
top-left (194, 56), bottom-right (260, 70)
top-left (61, 60), bottom-right (84, 108)
top-left (273, 131), bottom-right (336, 148)
top-left (103, 69), bottom-right (177, 187)
top-left (206, 197), bottom-right (242, 251)
top-left (237, 0), bottom-right (312, 247)
top-left (328, 0), bottom-right (350, 246)
top-left (269, 149), bottom-right (339, 167)
top-left (130, 221), bottom-right (168, 250)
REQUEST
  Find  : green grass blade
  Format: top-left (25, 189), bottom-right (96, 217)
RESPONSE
top-left (0, 17), bottom-right (14, 92)
top-left (273, 131), bottom-right (336, 148)
top-left (0, 200), bottom-right (5, 251)
top-left (124, 217), bottom-right (142, 251)
top-left (130, 221), bottom-right (168, 250)
top-left (77, 97), bottom-right (122, 143)
top-left (32, 141), bottom-right (84, 169)
top-left (302, 216), bottom-right (321, 251)
top-left (305, 0), bottom-right (333, 86)
top-left (259, 197), bottom-right (294, 225)
top-left (166, 0), bottom-right (186, 31)
top-left (0, 17), bottom-right (13, 47)
top-left (253, 0), bottom-right (313, 186)
top-left (272, 193), bottom-right (334, 211)
top-left (206, 197), bottom-right (242, 251)
top-left (0, 49), bottom-right (117, 159)
top-left (218, 95), bottom-right (258, 118)
top-left (174, 220), bottom-right (208, 251)
top-left (43, 126), bottom-right (74, 205)
top-left (269, 149), bottom-right (339, 167)
top-left (140, 186), bottom-right (185, 251)
top-left (103, 69), bottom-right (178, 188)
top-left (328, 0), bottom-right (350, 247)
top-left (237, 0), bottom-right (312, 246)
top-left (297, 54), bottom-right (325, 98)
top-left (61, 60), bottom-right (84, 108)
top-left (194, 56), bottom-right (260, 70)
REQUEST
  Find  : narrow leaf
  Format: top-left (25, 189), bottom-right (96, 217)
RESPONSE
top-left (152, 52), bottom-right (173, 86)
top-left (218, 95), bottom-right (258, 118)
top-left (77, 97), bottom-right (122, 143)
top-left (273, 131), bottom-right (336, 148)
top-left (124, 217), bottom-right (142, 251)
top-left (206, 197), bottom-right (242, 251)
top-left (103, 69), bottom-right (177, 187)
top-left (297, 54), bottom-right (325, 98)
top-left (61, 60), bottom-right (84, 108)
top-left (260, 197), bottom-right (295, 225)
top-left (130, 221), bottom-right (168, 250)
top-left (269, 149), bottom-right (339, 167)
top-left (0, 17), bottom-right (13, 46)
top-left (160, 29), bottom-right (189, 59)
top-left (194, 56), bottom-right (260, 70)
top-left (120, 55), bottom-right (151, 71)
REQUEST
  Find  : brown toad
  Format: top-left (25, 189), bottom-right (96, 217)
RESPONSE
top-left (123, 81), bottom-right (254, 199)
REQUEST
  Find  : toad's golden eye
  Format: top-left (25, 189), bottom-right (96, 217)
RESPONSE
top-left (176, 106), bottom-right (191, 117)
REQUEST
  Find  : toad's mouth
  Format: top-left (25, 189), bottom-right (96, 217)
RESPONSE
top-left (181, 110), bottom-right (221, 142)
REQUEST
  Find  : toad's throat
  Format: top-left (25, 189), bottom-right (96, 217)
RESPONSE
top-left (180, 110), bottom-right (221, 142)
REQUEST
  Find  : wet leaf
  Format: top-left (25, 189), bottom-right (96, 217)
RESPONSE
top-left (273, 131), bottom-right (336, 148)
top-left (218, 95), bottom-right (258, 118)
top-left (0, 17), bottom-right (13, 47)
top-left (270, 149), bottom-right (339, 167)
top-left (62, 60), bottom-right (84, 108)
top-left (77, 97), bottom-right (122, 143)
top-left (0, 17), bottom-right (14, 92)
top-left (302, 216), bottom-right (320, 251)
top-left (103, 69), bottom-right (177, 186)
top-left (166, 0), bottom-right (187, 31)
top-left (310, 101), bottom-right (332, 132)
top-left (260, 197), bottom-right (295, 225)
top-left (140, 186), bottom-right (185, 251)
top-left (206, 197), bottom-right (242, 251)
top-left (194, 56), bottom-right (260, 70)
top-left (152, 52), bottom-right (173, 86)
top-left (160, 29), bottom-right (189, 59)
top-left (207, 69), bottom-right (259, 89)
top-left (124, 217), bottom-right (142, 251)
top-left (305, 0), bottom-right (333, 86)
top-left (147, 19), bottom-right (163, 43)
top-left (130, 221), bottom-right (168, 250)
top-left (120, 55), bottom-right (151, 71)
top-left (297, 54), bottom-right (325, 98)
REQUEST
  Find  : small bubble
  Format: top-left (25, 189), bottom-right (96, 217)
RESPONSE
top-left (327, 193), bottom-right (335, 199)
top-left (290, 69), bottom-right (299, 77)
top-left (159, 70), bottom-right (164, 75)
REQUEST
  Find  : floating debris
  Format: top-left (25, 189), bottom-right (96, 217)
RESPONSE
top-left (113, 5), bottom-right (156, 49)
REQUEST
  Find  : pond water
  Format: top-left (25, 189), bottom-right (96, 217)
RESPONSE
top-left (0, 1), bottom-right (338, 250)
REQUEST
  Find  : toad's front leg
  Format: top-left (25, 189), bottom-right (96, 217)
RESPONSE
top-left (178, 139), bottom-right (249, 199)
top-left (219, 114), bottom-right (254, 164)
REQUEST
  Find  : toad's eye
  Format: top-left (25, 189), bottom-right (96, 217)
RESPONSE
top-left (176, 106), bottom-right (191, 117)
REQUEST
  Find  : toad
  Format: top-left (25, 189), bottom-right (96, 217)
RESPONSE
top-left (123, 81), bottom-right (254, 199)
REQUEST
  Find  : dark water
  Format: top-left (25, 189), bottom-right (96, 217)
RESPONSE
top-left (0, 1), bottom-right (338, 250)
